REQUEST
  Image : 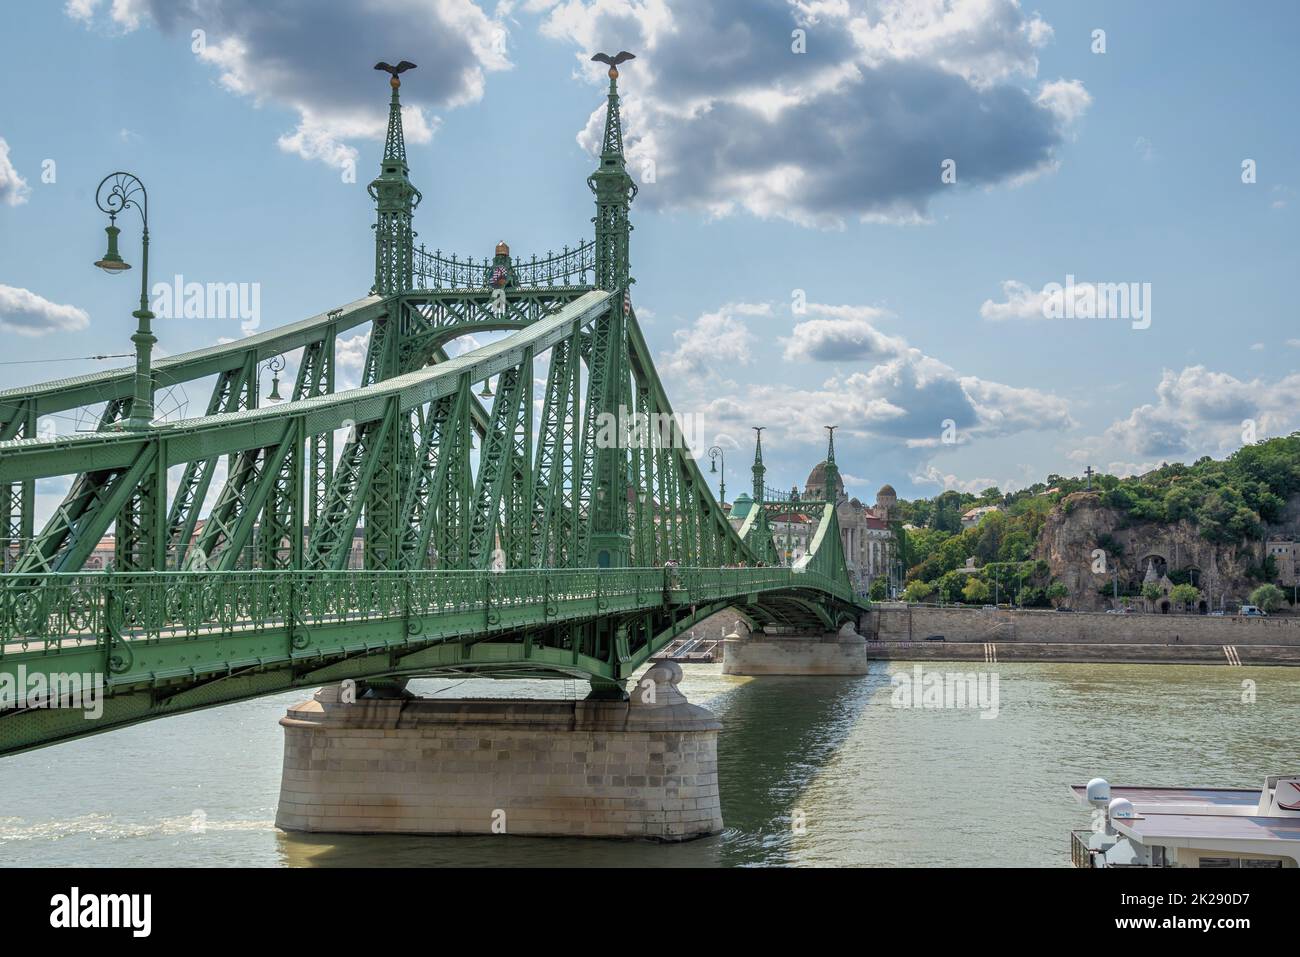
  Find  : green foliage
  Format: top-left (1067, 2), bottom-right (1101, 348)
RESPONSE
top-left (936, 570), bottom-right (968, 604)
top-left (869, 576), bottom-right (889, 601)
top-left (902, 579), bottom-right (934, 603)
top-left (1142, 582), bottom-right (1163, 602)
top-left (1250, 583), bottom-right (1286, 612)
top-left (1046, 581), bottom-right (1070, 608)
top-left (961, 577), bottom-right (991, 604)
top-left (1169, 583), bottom-right (1201, 608)
top-left (893, 437), bottom-right (1300, 611)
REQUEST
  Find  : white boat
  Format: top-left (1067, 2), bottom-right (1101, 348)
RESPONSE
top-left (1070, 775), bottom-right (1300, 868)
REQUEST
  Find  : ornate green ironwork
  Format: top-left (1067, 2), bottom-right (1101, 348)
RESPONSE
top-left (369, 69), bottom-right (422, 297)
top-left (0, 59), bottom-right (866, 756)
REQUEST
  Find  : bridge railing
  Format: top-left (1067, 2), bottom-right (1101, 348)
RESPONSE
top-left (414, 242), bottom-right (596, 290)
top-left (0, 566), bottom-right (854, 656)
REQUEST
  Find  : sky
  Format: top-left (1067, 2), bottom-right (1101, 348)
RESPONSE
top-left (0, 0), bottom-right (1297, 508)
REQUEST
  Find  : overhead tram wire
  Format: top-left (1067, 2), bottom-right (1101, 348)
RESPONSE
top-left (0, 353), bottom-right (134, 365)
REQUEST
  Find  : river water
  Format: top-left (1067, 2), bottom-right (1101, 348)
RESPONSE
top-left (1, 662), bottom-right (1294, 867)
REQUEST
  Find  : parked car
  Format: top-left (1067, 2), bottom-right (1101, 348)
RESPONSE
top-left (924, 635), bottom-right (946, 642)
top-left (1055, 607), bottom-right (1074, 613)
top-left (1239, 605), bottom-right (1268, 618)
top-left (1209, 610), bottom-right (1226, 617)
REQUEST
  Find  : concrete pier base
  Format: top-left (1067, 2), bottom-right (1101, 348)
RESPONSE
top-left (274, 661), bottom-right (722, 840)
top-left (722, 625), bottom-right (869, 675)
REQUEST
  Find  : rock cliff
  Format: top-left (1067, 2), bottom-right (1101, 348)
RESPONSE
top-left (1035, 492), bottom-right (1267, 611)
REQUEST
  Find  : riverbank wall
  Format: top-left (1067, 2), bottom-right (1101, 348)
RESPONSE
top-left (861, 604), bottom-right (1300, 666)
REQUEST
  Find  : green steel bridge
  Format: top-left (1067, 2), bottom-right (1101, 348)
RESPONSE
top-left (0, 60), bottom-right (865, 757)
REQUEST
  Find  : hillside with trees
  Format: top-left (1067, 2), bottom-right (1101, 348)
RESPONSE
top-left (875, 433), bottom-right (1300, 611)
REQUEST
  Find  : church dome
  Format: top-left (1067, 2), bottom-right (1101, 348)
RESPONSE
top-left (804, 460), bottom-right (845, 499)
top-left (877, 483), bottom-right (897, 498)
top-left (730, 492), bottom-right (753, 519)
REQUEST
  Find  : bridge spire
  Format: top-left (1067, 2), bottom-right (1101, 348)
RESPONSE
top-left (582, 53), bottom-right (639, 573)
top-left (751, 427), bottom-right (766, 503)
top-left (823, 426), bottom-right (840, 503)
top-left (587, 53), bottom-right (637, 292)
top-left (369, 61), bottom-right (423, 297)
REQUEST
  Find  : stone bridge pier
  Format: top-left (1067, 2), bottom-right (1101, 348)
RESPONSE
top-left (722, 623), bottom-right (869, 675)
top-left (274, 661), bottom-right (722, 840)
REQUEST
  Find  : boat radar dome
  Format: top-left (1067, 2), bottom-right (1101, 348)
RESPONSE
top-left (1108, 797), bottom-right (1136, 820)
top-left (1085, 777), bottom-right (1111, 807)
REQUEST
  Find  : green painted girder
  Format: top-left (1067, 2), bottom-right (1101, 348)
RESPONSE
top-left (0, 292), bottom-right (612, 487)
top-left (0, 564), bottom-right (864, 756)
top-left (0, 297), bottom-right (383, 426)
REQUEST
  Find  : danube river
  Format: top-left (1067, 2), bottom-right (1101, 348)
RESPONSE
top-left (2, 662), bottom-right (1294, 867)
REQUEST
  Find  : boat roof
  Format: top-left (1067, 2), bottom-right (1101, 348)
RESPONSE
top-left (1114, 813), bottom-right (1300, 845)
top-left (1070, 782), bottom-right (1300, 855)
top-left (1069, 784), bottom-right (1260, 812)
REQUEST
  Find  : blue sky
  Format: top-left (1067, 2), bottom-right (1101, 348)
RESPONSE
top-left (1, 0), bottom-right (1296, 506)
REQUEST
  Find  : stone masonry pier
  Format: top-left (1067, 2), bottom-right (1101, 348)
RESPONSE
top-left (275, 661), bottom-right (722, 840)
top-left (722, 625), bottom-right (869, 675)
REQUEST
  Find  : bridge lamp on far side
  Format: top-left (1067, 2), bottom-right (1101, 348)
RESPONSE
top-left (94, 221), bottom-right (131, 273)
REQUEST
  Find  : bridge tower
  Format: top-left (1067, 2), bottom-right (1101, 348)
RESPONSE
top-left (583, 57), bottom-right (638, 568)
top-left (822, 426), bottom-right (841, 503)
top-left (363, 64), bottom-right (424, 569)
top-left (751, 427), bottom-right (766, 503)
top-left (369, 68), bottom-right (423, 296)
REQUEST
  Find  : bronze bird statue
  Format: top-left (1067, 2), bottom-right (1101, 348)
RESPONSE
top-left (374, 60), bottom-right (417, 87)
top-left (591, 51), bottom-right (635, 78)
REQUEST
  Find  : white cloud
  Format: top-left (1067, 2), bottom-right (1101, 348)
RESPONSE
top-left (664, 295), bottom-right (1073, 469)
top-left (1036, 78), bottom-right (1092, 124)
top-left (0, 138), bottom-right (30, 206)
top-left (548, 0), bottom-right (1088, 227)
top-left (68, 0), bottom-right (510, 173)
top-left (1077, 365), bottom-right (1300, 465)
top-left (782, 309), bottom-right (904, 362)
top-left (0, 285), bottom-right (91, 337)
top-left (663, 301), bottom-right (769, 376)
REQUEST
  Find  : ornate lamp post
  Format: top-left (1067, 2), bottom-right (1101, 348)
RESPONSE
top-left (93, 172), bottom-right (155, 430)
top-left (707, 445), bottom-right (726, 505)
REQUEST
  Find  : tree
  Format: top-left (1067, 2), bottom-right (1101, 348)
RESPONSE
top-left (1250, 583), bottom-right (1285, 613)
top-left (1142, 582), bottom-right (1163, 603)
top-left (869, 576), bottom-right (889, 601)
top-left (903, 580), bottom-right (935, 603)
top-left (1169, 583), bottom-right (1201, 612)
top-left (1046, 581), bottom-right (1070, 608)
top-left (962, 577), bottom-right (991, 604)
top-left (937, 570), bottom-right (967, 604)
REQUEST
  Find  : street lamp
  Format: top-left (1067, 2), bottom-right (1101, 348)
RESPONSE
top-left (94, 172), bottom-right (155, 431)
top-left (262, 355), bottom-right (286, 404)
top-left (707, 445), bottom-right (726, 505)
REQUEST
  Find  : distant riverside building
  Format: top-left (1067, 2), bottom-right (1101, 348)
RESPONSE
top-left (961, 505), bottom-right (1002, 529)
top-left (1266, 539), bottom-right (1298, 587)
top-left (729, 462), bottom-right (896, 593)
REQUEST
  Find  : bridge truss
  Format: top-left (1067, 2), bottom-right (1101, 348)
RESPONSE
top-left (0, 63), bottom-right (865, 755)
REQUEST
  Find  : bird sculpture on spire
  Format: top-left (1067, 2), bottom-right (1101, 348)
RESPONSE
top-left (591, 51), bottom-right (635, 78)
top-left (374, 60), bottom-right (417, 87)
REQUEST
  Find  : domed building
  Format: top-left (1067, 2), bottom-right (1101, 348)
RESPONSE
top-left (801, 461), bottom-right (898, 594)
top-left (724, 429), bottom-right (898, 596)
